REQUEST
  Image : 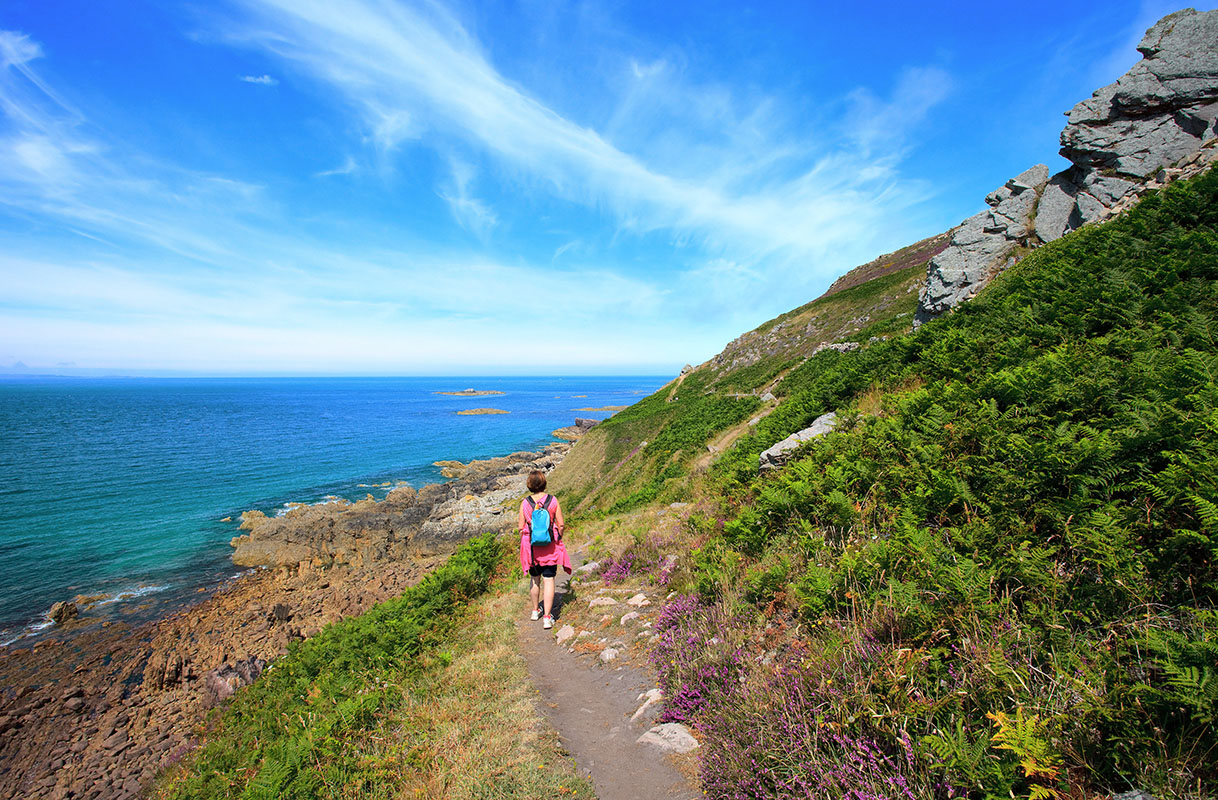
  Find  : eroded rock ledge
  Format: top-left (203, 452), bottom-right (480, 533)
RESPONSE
top-left (917, 8), bottom-right (1218, 324)
top-left (231, 444), bottom-right (566, 569)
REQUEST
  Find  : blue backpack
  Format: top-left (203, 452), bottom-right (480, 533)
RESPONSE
top-left (526, 494), bottom-right (555, 547)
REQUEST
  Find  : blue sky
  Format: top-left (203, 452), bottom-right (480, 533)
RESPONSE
top-left (0, 0), bottom-right (1205, 375)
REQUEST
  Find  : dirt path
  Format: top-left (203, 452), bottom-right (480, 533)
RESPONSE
top-left (516, 567), bottom-right (696, 800)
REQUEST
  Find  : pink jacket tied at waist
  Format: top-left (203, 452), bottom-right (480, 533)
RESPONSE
top-left (518, 494), bottom-right (572, 575)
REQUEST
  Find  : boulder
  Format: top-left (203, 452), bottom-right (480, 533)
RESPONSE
top-left (202, 657), bottom-right (266, 707)
top-left (1062, 9), bottom-right (1218, 177)
top-left (574, 417), bottom-right (600, 431)
top-left (759, 412), bottom-right (839, 471)
top-left (637, 722), bottom-right (699, 753)
top-left (631, 688), bottom-right (664, 724)
top-left (49, 601), bottom-right (79, 625)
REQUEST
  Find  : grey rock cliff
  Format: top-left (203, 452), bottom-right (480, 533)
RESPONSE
top-left (918, 165), bottom-right (1048, 321)
top-left (917, 8), bottom-right (1218, 324)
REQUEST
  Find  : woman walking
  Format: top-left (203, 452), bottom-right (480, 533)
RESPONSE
top-left (519, 470), bottom-right (572, 629)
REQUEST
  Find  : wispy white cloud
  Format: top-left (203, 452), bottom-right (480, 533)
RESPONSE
top-left (438, 157), bottom-right (497, 237)
top-left (314, 154), bottom-right (357, 177)
top-left (0, 37), bottom-right (679, 370)
top-left (239, 73), bottom-right (278, 85)
top-left (221, 0), bottom-right (949, 267)
top-left (0, 30), bottom-right (40, 69)
top-left (0, 5), bottom-right (963, 373)
top-left (845, 66), bottom-right (954, 156)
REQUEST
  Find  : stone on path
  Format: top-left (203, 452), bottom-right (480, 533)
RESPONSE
top-left (574, 561), bottom-right (600, 574)
top-left (631, 688), bottom-right (663, 724)
top-left (599, 648), bottom-right (620, 663)
top-left (637, 723), bottom-right (699, 753)
top-left (555, 624), bottom-right (576, 645)
top-left (589, 597), bottom-right (618, 608)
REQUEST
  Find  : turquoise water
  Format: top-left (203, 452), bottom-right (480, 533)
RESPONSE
top-left (0, 376), bottom-right (665, 644)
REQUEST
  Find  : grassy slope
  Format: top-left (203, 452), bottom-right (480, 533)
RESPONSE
top-left (595, 171), bottom-right (1218, 799)
top-left (551, 236), bottom-right (948, 516)
top-left (155, 535), bottom-right (593, 800)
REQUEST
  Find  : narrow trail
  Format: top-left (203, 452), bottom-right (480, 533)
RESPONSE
top-left (516, 564), bottom-right (697, 800)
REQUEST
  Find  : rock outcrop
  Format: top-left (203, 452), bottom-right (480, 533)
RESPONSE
top-left (230, 444), bottom-right (566, 567)
top-left (918, 164), bottom-right (1049, 320)
top-left (759, 412), bottom-right (839, 471)
top-left (49, 600), bottom-right (78, 626)
top-left (917, 8), bottom-right (1218, 324)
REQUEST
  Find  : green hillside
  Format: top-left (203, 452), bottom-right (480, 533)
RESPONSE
top-left (577, 170), bottom-right (1218, 799)
top-left (552, 232), bottom-right (950, 515)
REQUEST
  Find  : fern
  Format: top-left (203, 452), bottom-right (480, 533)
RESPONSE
top-left (241, 751), bottom-right (297, 800)
top-left (1163, 662), bottom-right (1218, 724)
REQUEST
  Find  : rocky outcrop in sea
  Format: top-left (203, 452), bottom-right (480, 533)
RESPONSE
top-left (917, 8), bottom-right (1218, 323)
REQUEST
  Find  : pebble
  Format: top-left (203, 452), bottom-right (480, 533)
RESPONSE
top-left (599, 648), bottom-right (619, 663)
top-left (631, 688), bottom-right (664, 724)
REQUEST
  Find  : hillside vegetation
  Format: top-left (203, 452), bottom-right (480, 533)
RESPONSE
top-left (552, 233), bottom-right (950, 516)
top-left (578, 170), bottom-right (1218, 799)
top-left (155, 534), bottom-right (593, 800)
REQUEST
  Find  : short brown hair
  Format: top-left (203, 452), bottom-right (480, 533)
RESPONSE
top-left (526, 470), bottom-right (547, 493)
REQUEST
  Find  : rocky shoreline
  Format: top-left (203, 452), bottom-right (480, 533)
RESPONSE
top-left (0, 437), bottom-right (578, 800)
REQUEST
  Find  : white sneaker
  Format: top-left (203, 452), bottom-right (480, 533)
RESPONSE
top-left (543, 615), bottom-right (554, 630)
top-left (530, 608), bottom-right (541, 621)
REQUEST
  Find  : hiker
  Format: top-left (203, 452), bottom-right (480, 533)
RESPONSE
top-left (519, 469), bottom-right (572, 630)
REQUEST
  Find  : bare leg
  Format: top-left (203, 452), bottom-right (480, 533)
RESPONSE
top-left (530, 575), bottom-right (541, 612)
top-left (542, 576), bottom-right (555, 617)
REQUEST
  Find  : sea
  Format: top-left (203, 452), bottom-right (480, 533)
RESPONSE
top-left (0, 375), bottom-right (667, 646)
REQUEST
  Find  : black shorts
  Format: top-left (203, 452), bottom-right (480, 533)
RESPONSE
top-left (529, 564), bottom-right (558, 578)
